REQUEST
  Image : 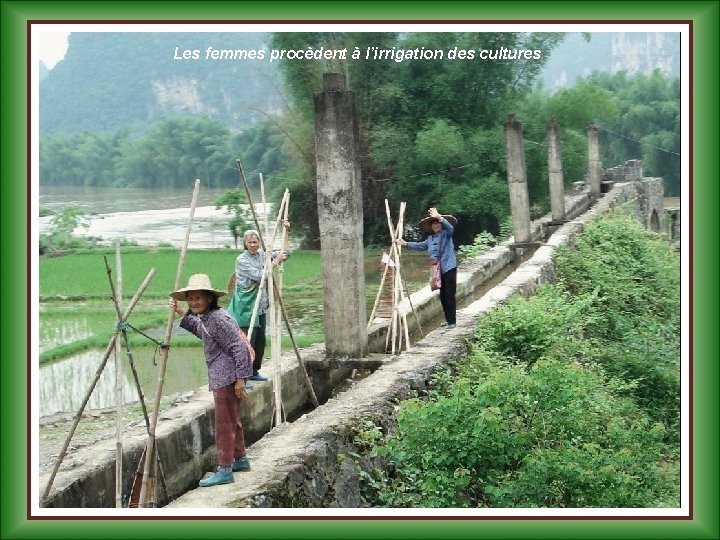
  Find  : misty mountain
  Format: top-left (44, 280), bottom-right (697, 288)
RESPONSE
top-left (39, 32), bottom-right (283, 135)
top-left (39, 31), bottom-right (680, 136)
top-left (39, 61), bottom-right (49, 81)
top-left (541, 32), bottom-right (680, 90)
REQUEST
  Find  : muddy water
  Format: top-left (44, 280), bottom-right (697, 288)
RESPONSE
top-left (38, 185), bottom-right (273, 249)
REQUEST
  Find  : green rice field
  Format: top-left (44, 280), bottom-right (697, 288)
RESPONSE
top-left (39, 246), bottom-right (429, 363)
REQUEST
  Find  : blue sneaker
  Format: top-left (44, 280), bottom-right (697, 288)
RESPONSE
top-left (249, 371), bottom-right (268, 382)
top-left (245, 380), bottom-right (254, 390)
top-left (199, 466), bottom-right (234, 487)
top-left (232, 457), bottom-right (251, 472)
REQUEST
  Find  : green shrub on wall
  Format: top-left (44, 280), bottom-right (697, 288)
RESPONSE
top-left (370, 211), bottom-right (680, 508)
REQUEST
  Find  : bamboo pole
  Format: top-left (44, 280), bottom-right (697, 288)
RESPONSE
top-left (258, 173), bottom-right (282, 426)
top-left (395, 203), bottom-right (411, 351)
top-left (385, 200), bottom-right (413, 353)
top-left (41, 267), bottom-right (156, 506)
top-left (384, 200), bottom-right (399, 354)
top-left (114, 242), bottom-right (123, 508)
top-left (236, 159), bottom-right (318, 407)
top-left (272, 188), bottom-right (290, 426)
top-left (138, 179), bottom-right (200, 508)
top-left (396, 207), bottom-right (408, 351)
top-left (367, 255), bottom-right (391, 330)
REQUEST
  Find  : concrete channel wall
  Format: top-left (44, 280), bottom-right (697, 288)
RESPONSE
top-left (39, 179), bottom-right (664, 509)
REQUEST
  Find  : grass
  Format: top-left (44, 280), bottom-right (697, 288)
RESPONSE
top-left (40, 248), bottom-right (323, 299)
top-left (38, 246), bottom-right (429, 364)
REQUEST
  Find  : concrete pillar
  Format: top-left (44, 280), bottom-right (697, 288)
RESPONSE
top-left (504, 114), bottom-right (531, 244)
top-left (588, 123), bottom-right (601, 196)
top-left (314, 73), bottom-right (367, 358)
top-left (547, 120), bottom-right (565, 222)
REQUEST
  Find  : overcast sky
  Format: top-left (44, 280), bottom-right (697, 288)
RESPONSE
top-left (37, 32), bottom-right (69, 69)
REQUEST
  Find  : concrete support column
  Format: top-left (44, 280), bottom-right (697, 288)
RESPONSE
top-left (314, 72), bottom-right (367, 358)
top-left (588, 123), bottom-right (601, 196)
top-left (504, 114), bottom-right (531, 244)
top-left (547, 120), bottom-right (566, 222)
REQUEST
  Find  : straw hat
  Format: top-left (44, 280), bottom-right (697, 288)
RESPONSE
top-left (171, 273), bottom-right (226, 300)
top-left (418, 215), bottom-right (458, 235)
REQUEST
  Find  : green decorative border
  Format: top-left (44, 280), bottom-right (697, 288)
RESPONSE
top-left (2, 1), bottom-right (718, 538)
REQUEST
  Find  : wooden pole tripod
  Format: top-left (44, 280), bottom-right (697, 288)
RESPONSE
top-left (41, 267), bottom-right (156, 506)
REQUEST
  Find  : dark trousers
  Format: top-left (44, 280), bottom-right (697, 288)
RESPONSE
top-left (440, 268), bottom-right (457, 325)
top-left (241, 312), bottom-right (266, 372)
top-left (213, 384), bottom-right (246, 468)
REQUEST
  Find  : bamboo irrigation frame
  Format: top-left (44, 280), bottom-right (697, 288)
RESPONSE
top-left (41, 267), bottom-right (157, 506)
top-left (102, 254), bottom-right (169, 508)
top-left (368, 199), bottom-right (421, 354)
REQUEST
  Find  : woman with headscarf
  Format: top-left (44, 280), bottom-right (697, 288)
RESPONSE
top-left (227, 229), bottom-right (288, 382)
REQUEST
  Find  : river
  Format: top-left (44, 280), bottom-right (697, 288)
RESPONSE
top-left (38, 185), bottom-right (272, 249)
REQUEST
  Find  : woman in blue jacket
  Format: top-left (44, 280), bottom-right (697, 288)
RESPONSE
top-left (398, 207), bottom-right (458, 329)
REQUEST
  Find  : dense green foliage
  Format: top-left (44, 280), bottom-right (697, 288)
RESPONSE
top-left (519, 71), bottom-right (681, 196)
top-left (40, 32), bottom-right (681, 246)
top-left (592, 71), bottom-right (681, 196)
top-left (268, 32), bottom-right (680, 246)
top-left (269, 32), bottom-right (567, 246)
top-left (40, 117), bottom-right (283, 190)
top-left (366, 212), bottom-right (680, 507)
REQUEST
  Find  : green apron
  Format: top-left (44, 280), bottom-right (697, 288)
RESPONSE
top-left (227, 285), bottom-right (260, 328)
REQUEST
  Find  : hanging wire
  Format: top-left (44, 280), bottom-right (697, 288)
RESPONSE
top-left (217, 123), bottom-right (679, 189)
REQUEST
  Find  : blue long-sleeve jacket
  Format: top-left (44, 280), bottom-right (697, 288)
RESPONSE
top-left (405, 218), bottom-right (457, 274)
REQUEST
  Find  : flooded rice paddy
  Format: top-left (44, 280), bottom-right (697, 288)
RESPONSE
top-left (36, 186), bottom-right (431, 418)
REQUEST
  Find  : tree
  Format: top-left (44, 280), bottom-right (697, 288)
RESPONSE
top-left (215, 189), bottom-right (250, 249)
top-left (270, 31), bottom-right (567, 246)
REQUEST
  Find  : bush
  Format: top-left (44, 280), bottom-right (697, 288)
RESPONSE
top-left (473, 285), bottom-right (597, 367)
top-left (555, 210), bottom-right (680, 334)
top-left (457, 231), bottom-right (496, 261)
top-left (555, 210), bottom-right (681, 430)
top-left (377, 359), bottom-right (676, 508)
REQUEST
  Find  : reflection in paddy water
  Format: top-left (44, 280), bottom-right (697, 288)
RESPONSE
top-left (39, 319), bottom-right (92, 351)
top-left (38, 347), bottom-right (209, 417)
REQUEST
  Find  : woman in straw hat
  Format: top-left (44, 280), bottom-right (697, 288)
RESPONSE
top-left (170, 273), bottom-right (253, 487)
top-left (398, 207), bottom-right (458, 330)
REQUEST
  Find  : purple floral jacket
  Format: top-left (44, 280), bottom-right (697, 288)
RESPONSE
top-left (180, 308), bottom-right (253, 390)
